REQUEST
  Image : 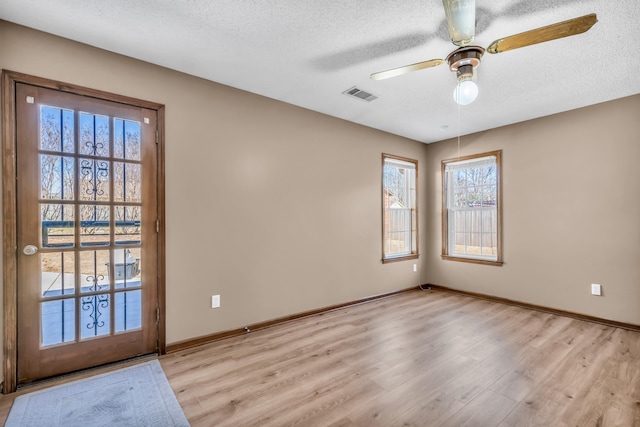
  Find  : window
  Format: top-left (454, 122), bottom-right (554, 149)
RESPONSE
top-left (442, 150), bottom-right (502, 265)
top-left (382, 154), bottom-right (418, 262)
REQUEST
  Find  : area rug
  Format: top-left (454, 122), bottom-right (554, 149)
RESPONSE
top-left (5, 360), bottom-right (190, 427)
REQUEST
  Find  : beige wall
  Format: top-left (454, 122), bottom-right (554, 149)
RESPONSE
top-left (0, 20), bottom-right (427, 359)
top-left (425, 94), bottom-right (640, 325)
top-left (1, 20), bottom-right (638, 386)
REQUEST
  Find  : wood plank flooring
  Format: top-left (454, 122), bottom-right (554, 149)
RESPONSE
top-left (1, 289), bottom-right (639, 426)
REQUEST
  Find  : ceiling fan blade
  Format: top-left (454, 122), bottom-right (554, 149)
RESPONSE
top-left (370, 59), bottom-right (445, 80)
top-left (442, 0), bottom-right (476, 46)
top-left (486, 13), bottom-right (597, 54)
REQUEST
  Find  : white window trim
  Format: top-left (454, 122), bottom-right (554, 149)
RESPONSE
top-left (382, 154), bottom-right (419, 263)
top-left (441, 150), bottom-right (502, 266)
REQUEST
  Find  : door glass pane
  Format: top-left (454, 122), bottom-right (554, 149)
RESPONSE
top-left (115, 290), bottom-right (142, 332)
top-left (80, 250), bottom-right (110, 293)
top-left (40, 155), bottom-right (74, 200)
top-left (79, 158), bottom-right (110, 201)
top-left (114, 118), bottom-right (141, 160)
top-left (114, 248), bottom-right (141, 289)
top-left (79, 112), bottom-right (110, 157)
top-left (114, 162), bottom-right (142, 202)
top-left (40, 106), bottom-right (74, 153)
top-left (115, 206), bottom-right (141, 245)
top-left (41, 252), bottom-right (75, 297)
top-left (41, 203), bottom-right (75, 248)
top-left (80, 294), bottom-right (111, 339)
top-left (41, 299), bottom-right (76, 347)
top-left (80, 205), bottom-right (110, 246)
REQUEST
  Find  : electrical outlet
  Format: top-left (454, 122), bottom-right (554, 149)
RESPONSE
top-left (591, 284), bottom-right (602, 296)
top-left (413, 264), bottom-right (417, 272)
top-left (211, 294), bottom-right (221, 308)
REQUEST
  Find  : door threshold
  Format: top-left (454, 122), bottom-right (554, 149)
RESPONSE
top-left (14, 353), bottom-right (159, 393)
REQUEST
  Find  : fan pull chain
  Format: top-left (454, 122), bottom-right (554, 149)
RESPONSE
top-left (457, 96), bottom-right (461, 161)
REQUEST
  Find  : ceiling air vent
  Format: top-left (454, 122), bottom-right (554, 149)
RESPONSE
top-left (342, 86), bottom-right (378, 102)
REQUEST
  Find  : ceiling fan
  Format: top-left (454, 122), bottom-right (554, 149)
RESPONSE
top-left (370, 0), bottom-right (597, 105)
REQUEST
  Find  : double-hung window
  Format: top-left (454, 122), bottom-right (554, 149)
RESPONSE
top-left (442, 151), bottom-right (502, 265)
top-left (382, 154), bottom-right (418, 262)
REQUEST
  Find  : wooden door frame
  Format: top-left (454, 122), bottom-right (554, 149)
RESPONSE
top-left (1, 70), bottom-right (166, 393)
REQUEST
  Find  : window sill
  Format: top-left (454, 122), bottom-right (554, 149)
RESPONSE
top-left (441, 255), bottom-right (503, 266)
top-left (382, 254), bottom-right (419, 264)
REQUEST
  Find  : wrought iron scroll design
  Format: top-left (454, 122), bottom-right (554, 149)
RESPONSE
top-left (82, 294), bottom-right (109, 336)
top-left (84, 138), bottom-right (104, 157)
top-left (81, 251), bottom-right (109, 335)
top-left (80, 158), bottom-right (109, 200)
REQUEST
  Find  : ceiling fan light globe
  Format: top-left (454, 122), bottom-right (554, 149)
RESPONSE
top-left (453, 80), bottom-right (478, 105)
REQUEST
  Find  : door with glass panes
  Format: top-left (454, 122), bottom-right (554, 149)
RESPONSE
top-left (16, 83), bottom-right (159, 382)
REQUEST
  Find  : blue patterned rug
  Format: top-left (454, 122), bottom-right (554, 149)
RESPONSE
top-left (6, 360), bottom-right (189, 426)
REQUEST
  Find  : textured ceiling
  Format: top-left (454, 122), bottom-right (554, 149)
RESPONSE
top-left (2, 0), bottom-right (639, 143)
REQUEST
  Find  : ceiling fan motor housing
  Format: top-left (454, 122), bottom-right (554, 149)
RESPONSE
top-left (446, 46), bottom-right (485, 72)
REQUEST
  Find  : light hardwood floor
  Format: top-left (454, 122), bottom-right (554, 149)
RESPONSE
top-left (2, 289), bottom-right (639, 426)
